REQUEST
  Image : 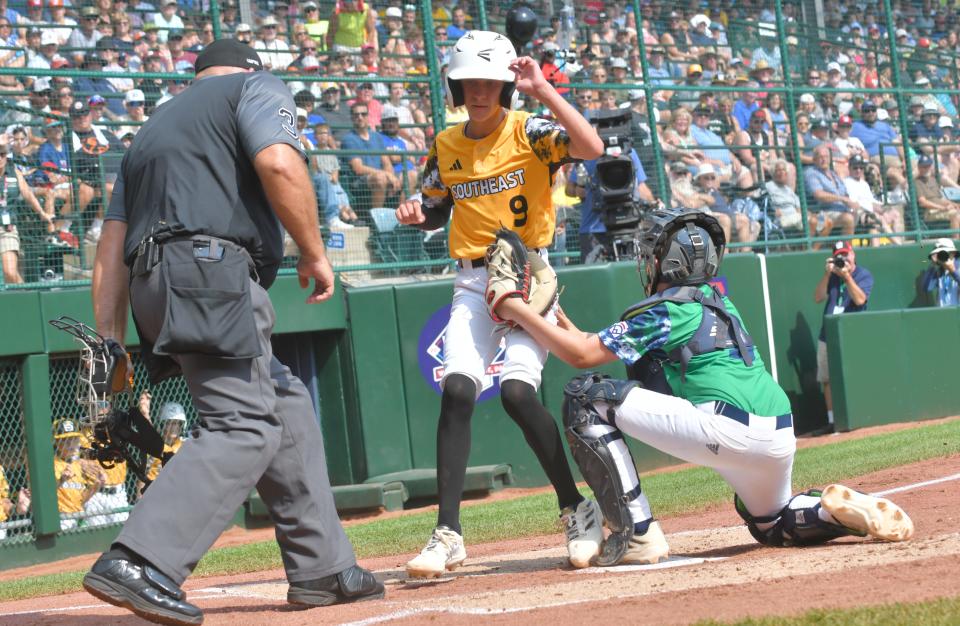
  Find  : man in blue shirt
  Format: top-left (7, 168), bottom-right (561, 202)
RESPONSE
top-left (341, 101), bottom-right (401, 212)
top-left (379, 112), bottom-right (417, 196)
top-left (804, 144), bottom-right (858, 240)
top-left (732, 87), bottom-right (760, 134)
top-left (850, 101), bottom-right (903, 169)
top-left (813, 241), bottom-right (873, 432)
top-left (922, 238), bottom-right (960, 307)
top-left (567, 148), bottom-right (654, 263)
top-left (909, 103), bottom-right (944, 145)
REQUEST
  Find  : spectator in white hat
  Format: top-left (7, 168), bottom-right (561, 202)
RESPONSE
top-left (151, 0), bottom-right (184, 44)
top-left (28, 30), bottom-right (64, 74)
top-left (922, 238), bottom-right (960, 307)
top-left (234, 22), bottom-right (252, 45)
top-left (115, 88), bottom-right (148, 140)
top-left (254, 15), bottom-right (293, 71)
top-left (302, 1), bottom-right (328, 50)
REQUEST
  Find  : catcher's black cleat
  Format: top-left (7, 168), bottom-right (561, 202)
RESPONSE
top-left (287, 564), bottom-right (385, 607)
top-left (83, 556), bottom-right (203, 626)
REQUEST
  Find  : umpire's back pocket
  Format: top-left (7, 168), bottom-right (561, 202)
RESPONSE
top-left (153, 240), bottom-right (261, 359)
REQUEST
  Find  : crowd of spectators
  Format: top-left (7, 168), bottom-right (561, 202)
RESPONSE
top-left (534, 0), bottom-right (960, 254)
top-left (1, 0), bottom-right (960, 284)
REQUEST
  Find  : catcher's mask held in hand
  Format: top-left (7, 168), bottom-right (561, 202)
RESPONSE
top-left (48, 316), bottom-right (133, 426)
top-left (484, 228), bottom-right (558, 325)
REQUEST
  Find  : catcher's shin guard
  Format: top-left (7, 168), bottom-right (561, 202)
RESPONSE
top-left (735, 491), bottom-right (857, 547)
top-left (563, 373), bottom-right (640, 565)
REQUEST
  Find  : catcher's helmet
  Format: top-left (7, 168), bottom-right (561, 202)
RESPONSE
top-left (504, 3), bottom-right (539, 47)
top-left (445, 30), bottom-right (517, 109)
top-left (159, 402), bottom-right (187, 423)
top-left (636, 208), bottom-right (726, 296)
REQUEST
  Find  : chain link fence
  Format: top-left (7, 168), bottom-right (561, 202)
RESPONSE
top-left (0, 353), bottom-right (196, 546)
top-left (0, 0), bottom-right (957, 288)
top-left (0, 359), bottom-right (31, 545)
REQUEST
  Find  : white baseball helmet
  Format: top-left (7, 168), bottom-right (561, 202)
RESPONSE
top-left (445, 30), bottom-right (517, 109)
top-left (159, 401), bottom-right (187, 423)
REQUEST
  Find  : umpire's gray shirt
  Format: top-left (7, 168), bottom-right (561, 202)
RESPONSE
top-left (105, 71), bottom-right (305, 289)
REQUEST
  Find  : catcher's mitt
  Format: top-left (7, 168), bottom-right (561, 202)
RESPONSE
top-left (484, 228), bottom-right (558, 325)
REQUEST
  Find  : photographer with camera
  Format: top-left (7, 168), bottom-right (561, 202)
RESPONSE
top-left (813, 241), bottom-right (873, 433)
top-left (921, 238), bottom-right (960, 307)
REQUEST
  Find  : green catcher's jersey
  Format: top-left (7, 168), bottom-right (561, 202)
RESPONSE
top-left (598, 284), bottom-right (791, 416)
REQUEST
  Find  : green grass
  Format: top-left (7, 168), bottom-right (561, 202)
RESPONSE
top-left (696, 594), bottom-right (960, 626)
top-left (1, 418), bottom-right (958, 604)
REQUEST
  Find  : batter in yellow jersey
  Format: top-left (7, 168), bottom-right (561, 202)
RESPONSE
top-left (396, 30), bottom-right (605, 579)
top-left (423, 110), bottom-right (573, 259)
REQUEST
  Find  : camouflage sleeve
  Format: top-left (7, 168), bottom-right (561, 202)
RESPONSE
top-left (419, 140), bottom-right (454, 231)
top-left (524, 114), bottom-right (575, 167)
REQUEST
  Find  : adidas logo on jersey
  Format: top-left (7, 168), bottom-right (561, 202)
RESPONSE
top-left (449, 159), bottom-right (463, 171)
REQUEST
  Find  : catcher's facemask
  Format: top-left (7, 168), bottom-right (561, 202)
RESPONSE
top-left (48, 316), bottom-right (133, 426)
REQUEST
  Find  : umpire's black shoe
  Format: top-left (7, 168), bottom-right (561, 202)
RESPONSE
top-left (83, 556), bottom-right (203, 626)
top-left (287, 564), bottom-right (385, 607)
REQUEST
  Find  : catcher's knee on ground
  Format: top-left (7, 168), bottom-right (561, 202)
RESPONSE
top-left (735, 490), bottom-right (854, 547)
top-left (562, 372), bottom-right (650, 565)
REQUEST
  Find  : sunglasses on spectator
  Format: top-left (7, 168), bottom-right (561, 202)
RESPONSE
top-left (303, 46), bottom-right (317, 52)
top-left (127, 101), bottom-right (144, 107)
top-left (352, 111), bottom-right (368, 116)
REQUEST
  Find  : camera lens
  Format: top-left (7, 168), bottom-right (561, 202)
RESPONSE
top-left (43, 269), bottom-right (56, 280)
top-left (833, 256), bottom-right (845, 269)
top-left (937, 250), bottom-right (950, 262)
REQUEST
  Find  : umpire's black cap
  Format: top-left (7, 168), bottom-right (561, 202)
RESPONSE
top-left (194, 39), bottom-right (263, 73)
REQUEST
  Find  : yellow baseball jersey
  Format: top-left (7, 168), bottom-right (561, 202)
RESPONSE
top-left (146, 439), bottom-right (183, 482)
top-left (0, 467), bottom-right (9, 523)
top-left (54, 457), bottom-right (96, 514)
top-left (81, 431), bottom-right (127, 487)
top-left (422, 110), bottom-right (574, 259)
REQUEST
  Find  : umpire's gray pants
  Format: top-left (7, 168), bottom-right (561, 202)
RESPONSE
top-left (117, 268), bottom-right (356, 585)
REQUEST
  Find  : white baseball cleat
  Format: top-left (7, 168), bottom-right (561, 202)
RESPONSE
top-left (620, 520), bottom-right (670, 565)
top-left (561, 499), bottom-right (604, 568)
top-left (405, 526), bottom-right (467, 578)
top-left (820, 484), bottom-right (915, 542)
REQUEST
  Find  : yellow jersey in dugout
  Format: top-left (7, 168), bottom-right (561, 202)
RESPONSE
top-left (422, 110), bottom-right (574, 259)
top-left (0, 467), bottom-right (9, 523)
top-left (54, 457), bottom-right (93, 514)
top-left (80, 430), bottom-right (128, 487)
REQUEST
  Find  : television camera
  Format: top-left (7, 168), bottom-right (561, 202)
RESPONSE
top-left (581, 108), bottom-right (658, 260)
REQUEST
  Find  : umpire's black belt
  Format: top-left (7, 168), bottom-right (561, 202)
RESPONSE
top-left (713, 401), bottom-right (793, 430)
top-left (456, 247), bottom-right (547, 270)
top-left (131, 235), bottom-right (257, 281)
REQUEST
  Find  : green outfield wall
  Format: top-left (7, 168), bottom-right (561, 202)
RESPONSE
top-left (826, 307), bottom-right (960, 431)
top-left (1, 243), bottom-right (956, 569)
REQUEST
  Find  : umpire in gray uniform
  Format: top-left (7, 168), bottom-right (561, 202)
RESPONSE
top-left (83, 39), bottom-right (383, 625)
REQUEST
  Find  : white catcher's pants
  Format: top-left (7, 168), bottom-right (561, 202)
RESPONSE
top-left (442, 253), bottom-right (556, 396)
top-left (595, 388), bottom-right (797, 521)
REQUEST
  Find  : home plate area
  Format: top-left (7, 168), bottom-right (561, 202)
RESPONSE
top-left (191, 524), bottom-right (960, 623)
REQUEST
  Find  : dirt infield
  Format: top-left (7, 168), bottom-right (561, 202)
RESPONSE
top-left (2, 452), bottom-right (959, 626)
